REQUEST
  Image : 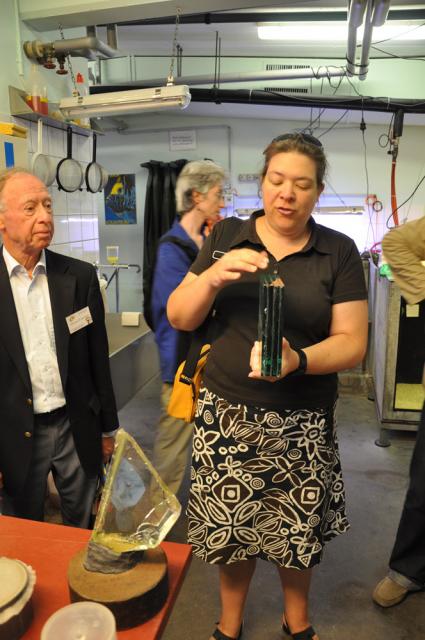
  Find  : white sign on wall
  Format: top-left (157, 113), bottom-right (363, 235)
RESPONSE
top-left (169, 130), bottom-right (197, 151)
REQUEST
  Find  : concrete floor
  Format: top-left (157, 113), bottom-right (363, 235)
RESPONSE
top-left (117, 376), bottom-right (425, 640)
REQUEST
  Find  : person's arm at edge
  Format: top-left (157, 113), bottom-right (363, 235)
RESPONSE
top-left (382, 217), bottom-right (425, 305)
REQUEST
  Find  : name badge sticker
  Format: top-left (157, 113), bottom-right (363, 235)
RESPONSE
top-left (66, 306), bottom-right (93, 334)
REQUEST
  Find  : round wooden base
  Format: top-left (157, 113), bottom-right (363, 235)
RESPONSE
top-left (68, 546), bottom-right (168, 630)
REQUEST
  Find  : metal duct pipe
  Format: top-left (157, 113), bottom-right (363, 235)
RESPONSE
top-left (24, 35), bottom-right (119, 63)
top-left (346, 0), bottom-right (367, 77)
top-left (53, 36), bottom-right (119, 60)
top-left (106, 66), bottom-right (346, 88)
top-left (359, 0), bottom-right (376, 80)
top-left (106, 24), bottom-right (118, 50)
top-left (86, 26), bottom-right (97, 38)
top-left (372, 0), bottom-right (391, 26)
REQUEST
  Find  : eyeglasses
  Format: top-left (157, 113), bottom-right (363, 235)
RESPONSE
top-left (272, 132), bottom-right (323, 148)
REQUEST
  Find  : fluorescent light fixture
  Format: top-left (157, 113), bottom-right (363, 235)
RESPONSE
top-left (258, 21), bottom-right (425, 42)
top-left (59, 85), bottom-right (191, 119)
top-left (314, 206), bottom-right (364, 215)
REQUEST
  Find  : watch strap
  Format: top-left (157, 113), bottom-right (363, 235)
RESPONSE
top-left (287, 348), bottom-right (307, 378)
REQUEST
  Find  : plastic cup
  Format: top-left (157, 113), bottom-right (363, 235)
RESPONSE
top-left (106, 246), bottom-right (119, 265)
top-left (40, 601), bottom-right (116, 640)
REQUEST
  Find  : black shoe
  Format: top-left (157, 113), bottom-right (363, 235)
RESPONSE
top-left (212, 622), bottom-right (243, 640)
top-left (282, 620), bottom-right (316, 640)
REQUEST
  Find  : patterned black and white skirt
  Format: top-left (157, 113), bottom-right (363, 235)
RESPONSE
top-left (187, 386), bottom-right (349, 569)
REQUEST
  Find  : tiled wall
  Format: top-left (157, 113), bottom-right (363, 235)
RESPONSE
top-left (15, 116), bottom-right (100, 265)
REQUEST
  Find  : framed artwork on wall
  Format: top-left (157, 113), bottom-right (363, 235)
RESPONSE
top-left (104, 174), bottom-right (136, 224)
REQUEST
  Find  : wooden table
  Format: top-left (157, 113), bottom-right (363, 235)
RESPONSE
top-left (0, 516), bottom-right (192, 639)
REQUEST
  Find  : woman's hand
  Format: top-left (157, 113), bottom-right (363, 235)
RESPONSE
top-left (248, 338), bottom-right (300, 381)
top-left (205, 248), bottom-right (269, 290)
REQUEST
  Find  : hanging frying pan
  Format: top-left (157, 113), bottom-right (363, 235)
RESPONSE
top-left (32, 119), bottom-right (56, 187)
top-left (85, 133), bottom-right (103, 193)
top-left (56, 126), bottom-right (84, 192)
top-left (99, 163), bottom-right (109, 192)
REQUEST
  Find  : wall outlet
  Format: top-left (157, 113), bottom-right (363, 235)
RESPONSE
top-left (238, 173), bottom-right (258, 182)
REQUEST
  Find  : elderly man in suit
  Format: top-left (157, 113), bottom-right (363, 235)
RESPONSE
top-left (0, 169), bottom-right (118, 528)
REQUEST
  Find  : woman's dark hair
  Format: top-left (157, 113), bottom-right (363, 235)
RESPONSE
top-left (261, 133), bottom-right (328, 186)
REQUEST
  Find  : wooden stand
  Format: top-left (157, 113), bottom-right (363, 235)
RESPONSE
top-left (68, 546), bottom-right (168, 630)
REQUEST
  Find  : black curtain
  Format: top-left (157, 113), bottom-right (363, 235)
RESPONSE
top-left (141, 158), bottom-right (187, 311)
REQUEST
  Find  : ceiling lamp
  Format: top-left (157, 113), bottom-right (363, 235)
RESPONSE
top-left (257, 21), bottom-right (425, 42)
top-left (314, 206), bottom-right (364, 215)
top-left (59, 85), bottom-right (191, 119)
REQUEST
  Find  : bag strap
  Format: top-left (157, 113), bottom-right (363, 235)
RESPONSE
top-left (158, 235), bottom-right (198, 262)
top-left (179, 326), bottom-right (207, 384)
top-left (178, 217), bottom-right (246, 385)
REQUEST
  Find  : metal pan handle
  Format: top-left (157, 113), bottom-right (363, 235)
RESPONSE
top-left (66, 126), bottom-right (73, 159)
top-left (37, 118), bottom-right (43, 154)
top-left (92, 133), bottom-right (97, 163)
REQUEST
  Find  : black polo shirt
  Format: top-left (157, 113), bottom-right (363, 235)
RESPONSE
top-left (190, 211), bottom-right (367, 409)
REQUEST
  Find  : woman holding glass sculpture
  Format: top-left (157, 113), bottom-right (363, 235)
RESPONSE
top-left (167, 134), bottom-right (368, 640)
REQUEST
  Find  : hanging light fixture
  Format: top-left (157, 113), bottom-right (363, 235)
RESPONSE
top-left (59, 85), bottom-right (191, 119)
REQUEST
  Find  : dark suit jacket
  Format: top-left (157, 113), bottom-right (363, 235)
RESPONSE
top-left (0, 248), bottom-right (119, 496)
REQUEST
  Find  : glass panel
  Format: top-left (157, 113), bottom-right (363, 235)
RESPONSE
top-left (258, 274), bottom-right (284, 377)
top-left (91, 430), bottom-right (181, 553)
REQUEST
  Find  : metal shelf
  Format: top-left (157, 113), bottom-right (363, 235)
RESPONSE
top-left (9, 85), bottom-right (103, 137)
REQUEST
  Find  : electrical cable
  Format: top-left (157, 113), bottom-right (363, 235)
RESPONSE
top-left (386, 173), bottom-right (425, 228)
top-left (359, 113), bottom-right (377, 248)
top-left (370, 21), bottom-right (425, 46)
top-left (325, 179), bottom-right (347, 207)
top-left (406, 156), bottom-right (425, 220)
top-left (317, 109), bottom-right (350, 138)
top-left (378, 112), bottom-right (395, 148)
top-left (299, 108), bottom-right (327, 133)
top-left (390, 158), bottom-right (399, 226)
top-left (343, 75), bottom-right (425, 108)
top-left (370, 45), bottom-right (425, 61)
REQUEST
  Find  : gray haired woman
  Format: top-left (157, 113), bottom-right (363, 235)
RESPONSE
top-left (151, 159), bottom-right (226, 500)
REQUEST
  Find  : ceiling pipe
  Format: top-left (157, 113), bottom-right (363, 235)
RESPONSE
top-left (23, 33), bottom-right (119, 64)
top-left (346, 0), bottom-right (368, 77)
top-left (372, 0), bottom-right (392, 26)
top-left (359, 0), bottom-right (391, 80)
top-left (358, 0), bottom-right (375, 80)
top-left (90, 85), bottom-right (425, 114)
top-left (114, 8), bottom-right (425, 26)
top-left (53, 36), bottom-right (119, 60)
top-left (106, 24), bottom-right (119, 50)
top-left (101, 66), bottom-right (346, 89)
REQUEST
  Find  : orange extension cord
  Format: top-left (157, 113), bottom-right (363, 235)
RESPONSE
top-left (390, 157), bottom-right (400, 227)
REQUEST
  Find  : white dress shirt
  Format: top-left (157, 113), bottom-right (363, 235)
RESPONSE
top-left (3, 247), bottom-right (66, 414)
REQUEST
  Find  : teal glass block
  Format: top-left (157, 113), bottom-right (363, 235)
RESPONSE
top-left (258, 274), bottom-right (284, 377)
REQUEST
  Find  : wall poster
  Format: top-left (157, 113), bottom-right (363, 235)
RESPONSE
top-left (104, 174), bottom-right (137, 224)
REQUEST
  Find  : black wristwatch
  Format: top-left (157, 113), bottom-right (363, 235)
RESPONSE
top-left (287, 348), bottom-right (308, 377)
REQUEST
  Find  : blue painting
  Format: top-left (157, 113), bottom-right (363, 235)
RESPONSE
top-left (104, 174), bottom-right (137, 224)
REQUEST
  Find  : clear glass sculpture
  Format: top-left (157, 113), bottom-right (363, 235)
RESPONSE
top-left (90, 429), bottom-right (181, 554)
top-left (258, 273), bottom-right (285, 377)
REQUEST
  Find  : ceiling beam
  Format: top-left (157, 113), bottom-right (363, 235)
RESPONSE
top-left (19, 0), bottom-right (286, 31)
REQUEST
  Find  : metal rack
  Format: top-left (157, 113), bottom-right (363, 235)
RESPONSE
top-left (369, 261), bottom-right (424, 446)
top-left (95, 263), bottom-right (141, 312)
